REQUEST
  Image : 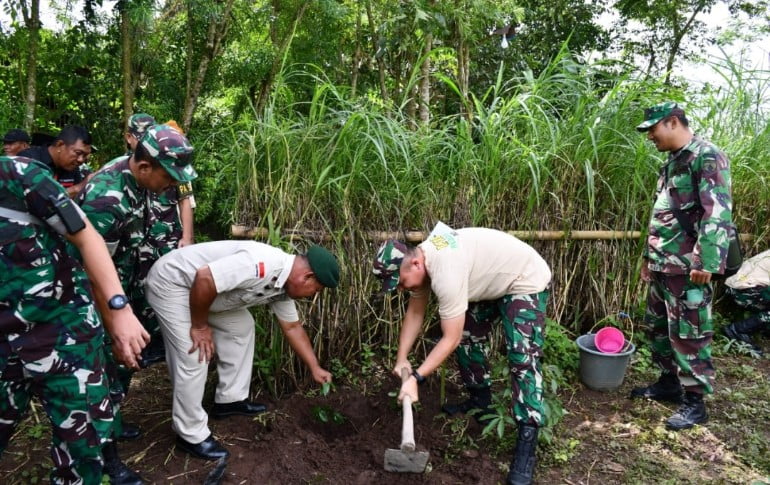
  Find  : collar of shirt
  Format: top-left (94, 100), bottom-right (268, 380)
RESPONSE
top-left (275, 254), bottom-right (296, 289)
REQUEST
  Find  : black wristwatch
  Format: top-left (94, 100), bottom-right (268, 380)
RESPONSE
top-left (411, 369), bottom-right (426, 385)
top-left (107, 294), bottom-right (129, 310)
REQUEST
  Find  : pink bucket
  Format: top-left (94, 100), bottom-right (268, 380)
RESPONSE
top-left (595, 327), bottom-right (625, 353)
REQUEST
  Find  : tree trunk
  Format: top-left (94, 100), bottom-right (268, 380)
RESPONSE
top-left (120, 4), bottom-right (134, 128)
top-left (365, 0), bottom-right (388, 104)
top-left (664, 2), bottom-right (707, 85)
top-left (456, 19), bottom-right (471, 121)
top-left (182, 0), bottom-right (236, 131)
top-left (22, 0), bottom-right (40, 131)
top-left (255, 0), bottom-right (311, 116)
top-left (418, 33), bottom-right (432, 125)
top-left (351, 3), bottom-right (362, 98)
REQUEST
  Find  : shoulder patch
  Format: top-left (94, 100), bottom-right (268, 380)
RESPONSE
top-left (702, 158), bottom-right (718, 174)
top-left (256, 261), bottom-right (265, 278)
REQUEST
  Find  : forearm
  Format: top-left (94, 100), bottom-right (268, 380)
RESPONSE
top-left (179, 197), bottom-right (194, 243)
top-left (415, 315), bottom-right (464, 377)
top-left (416, 336), bottom-right (459, 377)
top-left (189, 267), bottom-right (217, 329)
top-left (396, 295), bottom-right (427, 362)
top-left (281, 320), bottom-right (322, 371)
top-left (72, 221), bottom-right (126, 305)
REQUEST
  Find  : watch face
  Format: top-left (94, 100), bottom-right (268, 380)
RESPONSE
top-left (109, 295), bottom-right (129, 309)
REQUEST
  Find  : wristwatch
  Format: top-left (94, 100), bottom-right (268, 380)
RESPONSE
top-left (107, 294), bottom-right (129, 310)
top-left (411, 369), bottom-right (426, 385)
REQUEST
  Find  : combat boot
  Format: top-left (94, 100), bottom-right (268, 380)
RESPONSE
top-left (506, 424), bottom-right (539, 485)
top-left (724, 316), bottom-right (764, 353)
top-left (629, 372), bottom-right (683, 403)
top-left (102, 441), bottom-right (145, 485)
top-left (441, 386), bottom-right (493, 424)
top-left (665, 391), bottom-right (708, 430)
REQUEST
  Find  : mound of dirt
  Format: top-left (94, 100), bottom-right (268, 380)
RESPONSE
top-left (116, 366), bottom-right (507, 485)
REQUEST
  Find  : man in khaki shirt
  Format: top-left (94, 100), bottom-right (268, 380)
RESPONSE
top-left (146, 241), bottom-right (338, 461)
top-left (373, 223), bottom-right (550, 485)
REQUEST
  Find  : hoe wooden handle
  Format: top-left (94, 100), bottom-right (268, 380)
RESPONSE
top-left (400, 368), bottom-right (416, 452)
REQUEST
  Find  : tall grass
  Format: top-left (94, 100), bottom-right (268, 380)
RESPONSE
top-left (197, 52), bottom-right (770, 392)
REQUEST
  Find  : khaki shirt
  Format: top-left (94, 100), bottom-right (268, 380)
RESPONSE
top-left (419, 225), bottom-right (551, 319)
top-left (148, 240), bottom-right (299, 321)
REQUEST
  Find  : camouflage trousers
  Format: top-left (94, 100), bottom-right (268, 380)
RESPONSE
top-left (645, 272), bottom-right (715, 394)
top-left (727, 286), bottom-right (770, 324)
top-left (454, 291), bottom-right (548, 426)
top-left (0, 333), bottom-right (112, 485)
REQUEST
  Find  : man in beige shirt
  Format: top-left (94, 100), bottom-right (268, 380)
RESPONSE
top-left (373, 223), bottom-right (550, 485)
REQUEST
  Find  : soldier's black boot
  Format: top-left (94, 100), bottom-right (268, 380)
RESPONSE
top-left (103, 441), bottom-right (145, 485)
top-left (724, 316), bottom-right (764, 353)
top-left (506, 424), bottom-right (539, 485)
top-left (441, 386), bottom-right (493, 424)
top-left (629, 372), bottom-right (683, 403)
top-left (665, 391), bottom-right (708, 430)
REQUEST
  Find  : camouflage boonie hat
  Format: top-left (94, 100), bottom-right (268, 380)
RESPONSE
top-left (128, 113), bottom-right (156, 137)
top-left (636, 101), bottom-right (683, 132)
top-left (373, 239), bottom-right (408, 292)
top-left (140, 123), bottom-right (197, 182)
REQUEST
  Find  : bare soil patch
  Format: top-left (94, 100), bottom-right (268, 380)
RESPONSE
top-left (2, 347), bottom-right (770, 484)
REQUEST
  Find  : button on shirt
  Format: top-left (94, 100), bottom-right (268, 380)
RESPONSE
top-left (149, 240), bottom-right (299, 321)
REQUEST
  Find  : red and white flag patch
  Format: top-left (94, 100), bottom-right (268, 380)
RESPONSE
top-left (256, 262), bottom-right (266, 278)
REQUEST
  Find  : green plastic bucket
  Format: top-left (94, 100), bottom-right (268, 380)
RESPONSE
top-left (576, 334), bottom-right (635, 391)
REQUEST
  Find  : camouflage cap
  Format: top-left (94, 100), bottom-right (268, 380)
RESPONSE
top-left (372, 239), bottom-right (409, 292)
top-left (636, 102), bottom-right (684, 132)
top-left (140, 123), bottom-right (197, 182)
top-left (128, 113), bottom-right (156, 137)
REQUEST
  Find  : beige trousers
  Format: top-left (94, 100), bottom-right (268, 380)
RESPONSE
top-left (145, 279), bottom-right (255, 444)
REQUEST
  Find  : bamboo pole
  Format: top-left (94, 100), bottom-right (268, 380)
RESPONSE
top-left (231, 224), bottom-right (755, 243)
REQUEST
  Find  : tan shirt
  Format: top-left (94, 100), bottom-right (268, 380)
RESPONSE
top-left (725, 248), bottom-right (770, 289)
top-left (148, 240), bottom-right (299, 321)
top-left (420, 225), bottom-right (551, 319)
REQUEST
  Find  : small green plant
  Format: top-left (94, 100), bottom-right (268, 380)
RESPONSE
top-left (359, 343), bottom-right (376, 375)
top-left (25, 421), bottom-right (47, 440)
top-left (310, 405), bottom-right (347, 425)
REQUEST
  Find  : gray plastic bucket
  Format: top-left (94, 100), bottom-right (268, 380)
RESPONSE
top-left (576, 334), bottom-right (635, 391)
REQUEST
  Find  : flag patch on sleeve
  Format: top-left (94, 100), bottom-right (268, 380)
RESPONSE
top-left (256, 262), bottom-right (265, 278)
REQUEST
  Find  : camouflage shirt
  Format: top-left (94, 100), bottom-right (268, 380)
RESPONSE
top-left (76, 156), bottom-right (149, 293)
top-left (646, 135), bottom-right (733, 275)
top-left (0, 156), bottom-right (100, 341)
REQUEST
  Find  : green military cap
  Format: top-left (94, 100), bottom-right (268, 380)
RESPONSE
top-left (636, 101), bottom-right (684, 132)
top-left (372, 239), bottom-right (409, 292)
top-left (140, 123), bottom-right (197, 183)
top-left (128, 113), bottom-right (156, 137)
top-left (307, 245), bottom-right (340, 288)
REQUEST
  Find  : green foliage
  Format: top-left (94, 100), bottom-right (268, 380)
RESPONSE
top-left (311, 404), bottom-right (347, 425)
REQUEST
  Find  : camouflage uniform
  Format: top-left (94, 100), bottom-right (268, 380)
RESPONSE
top-left (456, 291), bottom-right (549, 426)
top-left (75, 155), bottom-right (147, 436)
top-left (131, 181), bottom-right (194, 335)
top-left (644, 135), bottom-right (733, 394)
top-left (0, 156), bottom-right (112, 484)
top-left (76, 124), bottom-right (196, 435)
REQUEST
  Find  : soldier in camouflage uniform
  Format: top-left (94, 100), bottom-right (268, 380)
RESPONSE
top-left (76, 124), bottom-right (196, 484)
top-left (373, 223), bottom-right (551, 485)
top-left (0, 155), bottom-right (148, 484)
top-left (723, 249), bottom-right (770, 353)
top-left (631, 101), bottom-right (733, 431)
top-left (127, 117), bottom-right (196, 369)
